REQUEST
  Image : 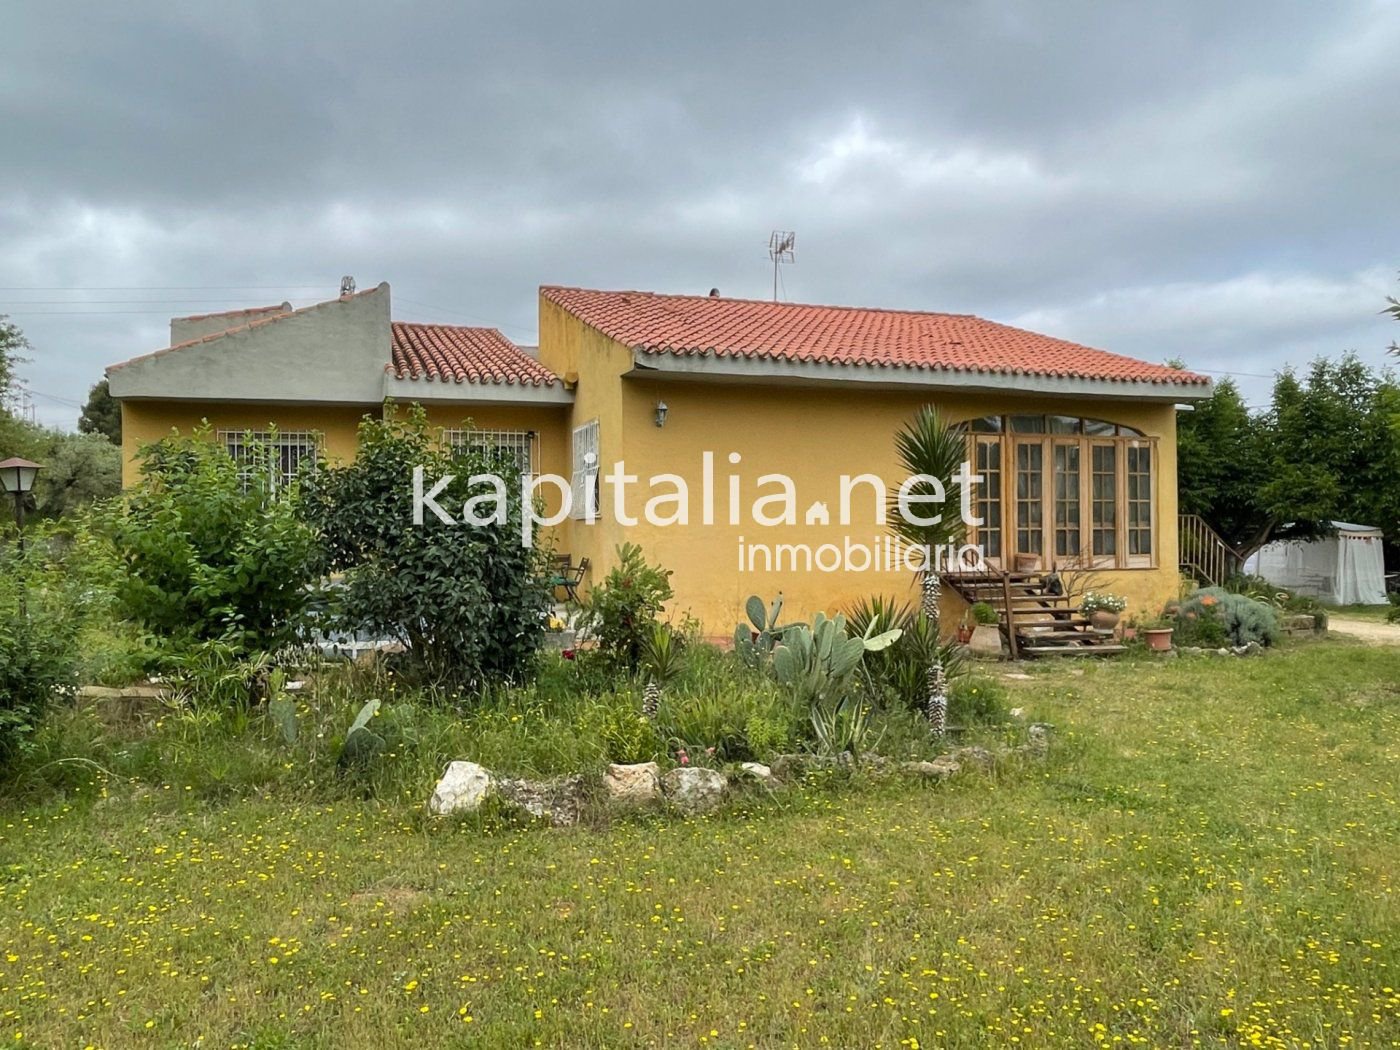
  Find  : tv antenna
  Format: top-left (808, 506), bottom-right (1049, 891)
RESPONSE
top-left (768, 230), bottom-right (795, 301)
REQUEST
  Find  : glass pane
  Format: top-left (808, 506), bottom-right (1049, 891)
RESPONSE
top-left (1048, 415), bottom-right (1080, 434)
top-left (1082, 418), bottom-right (1117, 436)
top-left (974, 438), bottom-right (1002, 558)
top-left (1091, 443), bottom-right (1117, 557)
top-left (1053, 443), bottom-right (1081, 558)
top-left (1127, 444), bottom-right (1152, 556)
top-left (1010, 415), bottom-right (1047, 433)
top-left (969, 416), bottom-right (1002, 433)
top-left (1016, 442), bottom-right (1044, 555)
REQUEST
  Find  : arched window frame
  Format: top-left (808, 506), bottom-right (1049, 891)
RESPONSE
top-left (961, 415), bottom-right (1155, 572)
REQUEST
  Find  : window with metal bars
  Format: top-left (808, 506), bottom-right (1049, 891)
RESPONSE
top-left (442, 428), bottom-right (534, 475)
top-left (218, 430), bottom-right (319, 491)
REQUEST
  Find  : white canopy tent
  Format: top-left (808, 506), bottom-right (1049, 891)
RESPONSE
top-left (1245, 522), bottom-right (1388, 605)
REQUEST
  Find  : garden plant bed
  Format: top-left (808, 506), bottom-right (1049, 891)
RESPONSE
top-left (2, 640), bottom-right (1396, 1048)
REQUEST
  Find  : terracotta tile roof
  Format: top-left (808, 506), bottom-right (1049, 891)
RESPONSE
top-left (540, 286), bottom-right (1209, 387)
top-left (389, 322), bottom-right (559, 387)
top-left (108, 285), bottom-right (384, 373)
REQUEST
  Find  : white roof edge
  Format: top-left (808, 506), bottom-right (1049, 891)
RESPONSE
top-left (628, 350), bottom-right (1214, 403)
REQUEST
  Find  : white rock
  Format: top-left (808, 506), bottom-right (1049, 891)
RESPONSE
top-left (902, 756), bottom-right (962, 779)
top-left (429, 761), bottom-right (494, 815)
top-left (739, 761), bottom-right (772, 780)
top-left (603, 762), bottom-right (661, 806)
top-left (1009, 707), bottom-right (1025, 719)
top-left (661, 766), bottom-right (727, 812)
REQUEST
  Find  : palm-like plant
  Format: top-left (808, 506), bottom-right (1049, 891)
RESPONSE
top-left (889, 406), bottom-right (968, 734)
top-left (638, 622), bottom-right (685, 718)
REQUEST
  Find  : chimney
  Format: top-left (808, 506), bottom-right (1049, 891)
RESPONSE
top-left (709, 287), bottom-right (720, 297)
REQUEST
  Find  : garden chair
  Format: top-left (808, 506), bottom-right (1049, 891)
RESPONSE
top-left (550, 555), bottom-right (590, 603)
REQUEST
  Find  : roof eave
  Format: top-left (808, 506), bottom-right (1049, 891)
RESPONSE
top-left (627, 350), bottom-right (1213, 403)
top-left (383, 374), bottom-right (574, 406)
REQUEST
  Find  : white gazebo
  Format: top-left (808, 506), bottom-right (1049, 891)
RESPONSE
top-left (1245, 522), bottom-right (1388, 605)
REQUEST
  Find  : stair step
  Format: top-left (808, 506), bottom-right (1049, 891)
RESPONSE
top-left (1010, 617), bottom-right (1094, 629)
top-left (1017, 629), bottom-right (1113, 640)
top-left (1021, 644), bottom-right (1128, 656)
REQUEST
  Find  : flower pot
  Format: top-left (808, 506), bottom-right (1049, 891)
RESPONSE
top-left (1014, 554), bottom-right (1040, 573)
top-left (956, 625), bottom-right (974, 644)
top-left (1143, 628), bottom-right (1174, 652)
top-left (1122, 626), bottom-right (1138, 641)
top-left (1089, 609), bottom-right (1120, 632)
top-left (969, 623), bottom-right (1004, 657)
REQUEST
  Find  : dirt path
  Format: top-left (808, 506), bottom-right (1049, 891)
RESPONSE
top-left (1328, 615), bottom-right (1400, 645)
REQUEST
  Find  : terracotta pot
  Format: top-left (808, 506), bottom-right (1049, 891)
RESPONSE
top-left (1014, 554), bottom-right (1040, 573)
top-left (1089, 609), bottom-right (1120, 632)
top-left (1122, 626), bottom-right (1138, 641)
top-left (1143, 627), bottom-right (1174, 652)
top-left (956, 625), bottom-right (974, 644)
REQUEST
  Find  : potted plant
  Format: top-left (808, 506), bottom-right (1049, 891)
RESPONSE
top-left (1121, 611), bottom-right (1145, 642)
top-left (956, 614), bottom-right (974, 645)
top-left (1080, 591), bottom-right (1127, 632)
top-left (1141, 614), bottom-right (1175, 652)
top-left (968, 601), bottom-right (1002, 656)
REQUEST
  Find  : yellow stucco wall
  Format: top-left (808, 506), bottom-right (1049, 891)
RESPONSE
top-left (119, 400), bottom-right (371, 487)
top-left (535, 303), bottom-right (1183, 637)
top-left (117, 304), bottom-right (1185, 641)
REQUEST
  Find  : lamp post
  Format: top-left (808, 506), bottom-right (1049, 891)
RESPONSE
top-left (0, 457), bottom-right (41, 554)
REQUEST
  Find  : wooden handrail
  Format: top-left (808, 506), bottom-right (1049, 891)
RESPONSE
top-left (1178, 514), bottom-right (1243, 587)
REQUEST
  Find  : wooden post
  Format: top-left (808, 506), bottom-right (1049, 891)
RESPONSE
top-left (1001, 569), bottom-right (1019, 660)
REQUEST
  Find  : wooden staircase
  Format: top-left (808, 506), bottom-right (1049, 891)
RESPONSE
top-left (943, 567), bottom-right (1128, 659)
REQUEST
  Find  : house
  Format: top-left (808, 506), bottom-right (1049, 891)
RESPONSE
top-left (107, 280), bottom-right (1212, 635)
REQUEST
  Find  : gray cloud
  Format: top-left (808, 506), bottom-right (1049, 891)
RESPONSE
top-left (3, 0), bottom-right (1398, 427)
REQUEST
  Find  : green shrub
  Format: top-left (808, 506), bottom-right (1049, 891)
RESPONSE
top-left (581, 543), bottom-right (673, 672)
top-left (1172, 604), bottom-right (1231, 648)
top-left (1176, 588), bottom-right (1281, 647)
top-left (0, 527), bottom-right (97, 765)
top-left (302, 407), bottom-right (551, 690)
top-left (581, 694), bottom-right (662, 763)
top-left (97, 426), bottom-right (320, 658)
top-left (970, 601), bottom-right (999, 626)
top-left (843, 596), bottom-right (966, 711)
top-left (947, 676), bottom-right (1009, 726)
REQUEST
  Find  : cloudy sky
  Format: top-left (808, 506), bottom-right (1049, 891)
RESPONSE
top-left (4, 1), bottom-right (1398, 428)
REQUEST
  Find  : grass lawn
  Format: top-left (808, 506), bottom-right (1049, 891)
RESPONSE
top-left (2, 640), bottom-right (1398, 1048)
top-left (1325, 603), bottom-right (1397, 623)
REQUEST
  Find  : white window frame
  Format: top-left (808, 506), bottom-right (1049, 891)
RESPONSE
top-left (217, 429), bottom-right (319, 491)
top-left (443, 428), bottom-right (535, 476)
top-left (571, 419), bottom-right (599, 521)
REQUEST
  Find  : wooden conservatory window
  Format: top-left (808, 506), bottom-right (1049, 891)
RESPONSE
top-left (962, 415), bottom-right (1155, 571)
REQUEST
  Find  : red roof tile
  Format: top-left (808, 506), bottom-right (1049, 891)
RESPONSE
top-left (540, 286), bottom-right (1209, 387)
top-left (390, 322), bottom-right (559, 387)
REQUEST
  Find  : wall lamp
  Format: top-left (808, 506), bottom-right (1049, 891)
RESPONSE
top-left (654, 400), bottom-right (669, 428)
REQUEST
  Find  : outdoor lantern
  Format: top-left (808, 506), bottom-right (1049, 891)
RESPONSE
top-left (0, 457), bottom-right (40, 498)
top-left (1, 458), bottom-right (41, 550)
top-left (654, 400), bottom-right (669, 428)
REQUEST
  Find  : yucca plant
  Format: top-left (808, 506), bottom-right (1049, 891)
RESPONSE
top-left (889, 407), bottom-right (968, 735)
top-left (638, 622), bottom-right (685, 719)
top-left (843, 595), bottom-right (966, 713)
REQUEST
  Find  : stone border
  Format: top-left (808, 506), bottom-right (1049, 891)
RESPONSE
top-left (426, 726), bottom-right (1052, 828)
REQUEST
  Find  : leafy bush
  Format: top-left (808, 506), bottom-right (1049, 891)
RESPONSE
top-left (1171, 605), bottom-right (1231, 648)
top-left (970, 601), bottom-right (999, 626)
top-left (0, 528), bottom-right (92, 764)
top-left (843, 596), bottom-right (966, 711)
top-left (582, 695), bottom-right (662, 763)
top-left (1388, 593), bottom-right (1400, 624)
top-left (1176, 588), bottom-right (1281, 647)
top-left (947, 676), bottom-right (1010, 726)
top-left (98, 426), bottom-right (320, 657)
top-left (303, 407), bottom-right (551, 690)
top-left (581, 543), bottom-right (673, 672)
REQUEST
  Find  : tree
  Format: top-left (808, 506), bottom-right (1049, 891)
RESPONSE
top-left (301, 406), bottom-right (551, 689)
top-left (0, 315), bottom-right (26, 404)
top-left (888, 406), bottom-right (966, 735)
top-left (78, 378), bottom-right (122, 445)
top-left (98, 427), bottom-right (321, 656)
top-left (1179, 355), bottom-right (1400, 570)
top-left (1177, 378), bottom-right (1274, 567)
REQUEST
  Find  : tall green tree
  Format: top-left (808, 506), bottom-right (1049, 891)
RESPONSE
top-left (78, 378), bottom-right (122, 445)
top-left (0, 315), bottom-right (26, 403)
top-left (888, 406), bottom-right (966, 735)
top-left (1179, 355), bottom-right (1400, 569)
